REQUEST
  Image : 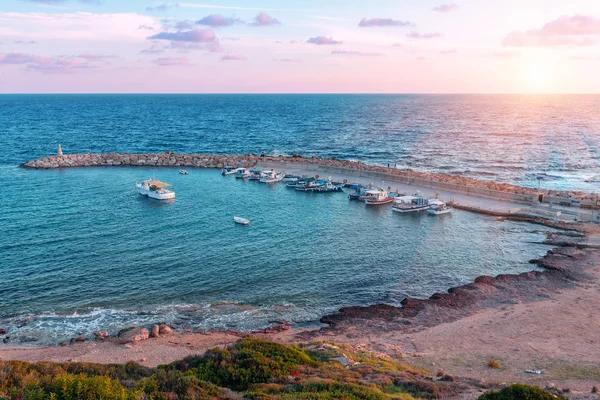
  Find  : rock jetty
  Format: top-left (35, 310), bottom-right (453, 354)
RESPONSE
top-left (20, 151), bottom-right (594, 202)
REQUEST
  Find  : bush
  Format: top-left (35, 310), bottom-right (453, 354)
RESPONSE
top-left (487, 360), bottom-right (501, 369)
top-left (479, 384), bottom-right (560, 400)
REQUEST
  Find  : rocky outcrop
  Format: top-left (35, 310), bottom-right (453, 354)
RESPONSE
top-left (117, 327), bottom-right (150, 344)
top-left (150, 325), bottom-right (160, 338)
top-left (93, 331), bottom-right (109, 340)
top-left (158, 324), bottom-right (172, 335)
top-left (20, 152), bottom-right (597, 203)
top-left (319, 241), bottom-right (595, 335)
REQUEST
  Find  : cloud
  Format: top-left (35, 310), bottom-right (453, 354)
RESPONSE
top-left (174, 20), bottom-right (193, 29)
top-left (0, 51), bottom-right (95, 73)
top-left (493, 50), bottom-right (519, 58)
top-left (432, 3), bottom-right (458, 12)
top-left (330, 50), bottom-right (384, 57)
top-left (152, 56), bottom-right (192, 66)
top-left (407, 31), bottom-right (442, 39)
top-left (440, 49), bottom-right (457, 54)
top-left (146, 3), bottom-right (179, 12)
top-left (571, 55), bottom-right (599, 60)
top-left (358, 18), bottom-right (413, 28)
top-left (77, 53), bottom-right (116, 61)
top-left (250, 12), bottom-right (280, 26)
top-left (14, 40), bottom-right (37, 44)
top-left (307, 36), bottom-right (342, 45)
top-left (167, 40), bottom-right (222, 52)
top-left (148, 28), bottom-right (216, 42)
top-left (138, 24), bottom-right (155, 30)
top-left (503, 15), bottom-right (600, 47)
top-left (221, 54), bottom-right (247, 61)
top-left (275, 58), bottom-right (302, 63)
top-left (196, 13), bottom-right (241, 27)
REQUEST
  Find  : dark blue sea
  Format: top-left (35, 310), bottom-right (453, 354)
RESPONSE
top-left (1, 94), bottom-right (598, 344)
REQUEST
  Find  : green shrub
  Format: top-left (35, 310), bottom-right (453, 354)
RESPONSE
top-left (479, 384), bottom-right (560, 400)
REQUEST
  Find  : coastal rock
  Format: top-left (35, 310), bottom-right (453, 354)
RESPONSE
top-left (70, 335), bottom-right (86, 343)
top-left (0, 328), bottom-right (7, 335)
top-left (117, 327), bottom-right (150, 344)
top-left (150, 325), bottom-right (160, 338)
top-left (158, 324), bottom-right (172, 335)
top-left (93, 331), bottom-right (109, 340)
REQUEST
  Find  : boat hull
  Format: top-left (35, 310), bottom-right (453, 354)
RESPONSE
top-left (428, 207), bottom-right (452, 215)
top-left (365, 197), bottom-right (394, 205)
top-left (392, 205), bottom-right (430, 213)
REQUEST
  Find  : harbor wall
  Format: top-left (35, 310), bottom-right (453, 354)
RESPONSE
top-left (20, 152), bottom-right (599, 213)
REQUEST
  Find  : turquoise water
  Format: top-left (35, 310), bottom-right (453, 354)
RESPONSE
top-left (1, 166), bottom-right (555, 344)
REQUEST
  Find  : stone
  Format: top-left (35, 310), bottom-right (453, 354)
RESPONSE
top-left (0, 328), bottom-right (7, 335)
top-left (158, 324), bottom-right (173, 335)
top-left (93, 331), bottom-right (109, 340)
top-left (140, 357), bottom-right (148, 362)
top-left (150, 325), bottom-right (160, 338)
top-left (70, 335), bottom-right (86, 343)
top-left (117, 327), bottom-right (150, 344)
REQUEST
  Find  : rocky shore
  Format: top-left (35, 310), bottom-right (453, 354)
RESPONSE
top-left (317, 232), bottom-right (591, 336)
top-left (20, 151), bottom-right (595, 202)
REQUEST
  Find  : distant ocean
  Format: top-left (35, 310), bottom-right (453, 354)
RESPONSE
top-left (0, 94), bottom-right (595, 344)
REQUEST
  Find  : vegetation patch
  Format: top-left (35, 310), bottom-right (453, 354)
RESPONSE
top-left (478, 384), bottom-right (563, 399)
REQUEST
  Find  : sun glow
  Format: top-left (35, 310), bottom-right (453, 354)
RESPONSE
top-left (519, 58), bottom-right (561, 93)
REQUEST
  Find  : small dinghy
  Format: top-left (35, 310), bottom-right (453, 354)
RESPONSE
top-left (233, 216), bottom-right (249, 225)
top-left (179, 170), bottom-right (189, 175)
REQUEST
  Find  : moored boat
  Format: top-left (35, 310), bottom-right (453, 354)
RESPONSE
top-left (234, 167), bottom-right (249, 179)
top-left (363, 189), bottom-right (394, 205)
top-left (222, 166), bottom-right (236, 175)
top-left (248, 168), bottom-right (264, 180)
top-left (259, 170), bottom-right (283, 183)
top-left (136, 179), bottom-right (175, 200)
top-left (392, 195), bottom-right (430, 213)
top-left (310, 181), bottom-right (344, 192)
top-left (427, 199), bottom-right (452, 215)
top-left (233, 216), bottom-right (249, 225)
top-left (179, 169), bottom-right (188, 175)
top-left (282, 174), bottom-right (301, 182)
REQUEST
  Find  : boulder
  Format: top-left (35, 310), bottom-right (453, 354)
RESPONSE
top-left (118, 327), bottom-right (150, 344)
top-left (158, 324), bottom-right (173, 335)
top-left (93, 331), bottom-right (109, 340)
top-left (70, 335), bottom-right (86, 343)
top-left (150, 325), bottom-right (160, 338)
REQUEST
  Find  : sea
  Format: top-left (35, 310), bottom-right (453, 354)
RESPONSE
top-left (1, 94), bottom-right (598, 344)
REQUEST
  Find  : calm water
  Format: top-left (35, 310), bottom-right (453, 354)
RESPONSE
top-left (1, 94), bottom-right (593, 344)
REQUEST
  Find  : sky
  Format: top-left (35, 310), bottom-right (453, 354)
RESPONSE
top-left (1, 0), bottom-right (600, 93)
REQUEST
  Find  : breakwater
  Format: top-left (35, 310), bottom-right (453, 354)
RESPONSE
top-left (20, 152), bottom-right (598, 208)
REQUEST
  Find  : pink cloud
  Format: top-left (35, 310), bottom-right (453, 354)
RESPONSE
top-left (152, 56), bottom-right (193, 66)
top-left (0, 52), bottom-right (97, 73)
top-left (503, 15), bottom-right (600, 47)
top-left (307, 36), bottom-right (342, 45)
top-left (440, 49), bottom-right (457, 54)
top-left (0, 52), bottom-right (40, 64)
top-left (148, 29), bottom-right (216, 43)
top-left (196, 14), bottom-right (241, 28)
top-left (174, 20), bottom-right (193, 30)
top-left (358, 18), bottom-right (414, 28)
top-left (78, 53), bottom-right (116, 61)
top-left (275, 58), bottom-right (302, 63)
top-left (407, 32), bottom-right (442, 39)
top-left (221, 54), bottom-right (247, 61)
top-left (250, 12), bottom-right (281, 27)
top-left (331, 50), bottom-right (385, 57)
top-left (432, 3), bottom-right (459, 12)
top-left (493, 50), bottom-right (520, 58)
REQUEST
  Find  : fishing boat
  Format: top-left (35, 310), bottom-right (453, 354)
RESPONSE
top-left (233, 216), bottom-right (249, 225)
top-left (392, 195), bottom-right (430, 213)
top-left (247, 168), bottom-right (264, 181)
top-left (221, 166), bottom-right (236, 176)
top-left (363, 189), bottom-right (394, 205)
top-left (259, 170), bottom-right (283, 183)
top-left (234, 167), bottom-right (249, 179)
top-left (287, 176), bottom-right (314, 188)
top-left (427, 200), bottom-right (452, 215)
top-left (136, 179), bottom-right (175, 200)
top-left (179, 169), bottom-right (188, 175)
top-left (295, 179), bottom-right (327, 191)
top-left (310, 181), bottom-right (344, 192)
top-left (282, 174), bottom-right (301, 183)
top-left (347, 184), bottom-right (364, 200)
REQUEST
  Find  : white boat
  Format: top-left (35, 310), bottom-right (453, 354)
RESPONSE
top-left (247, 168), bottom-right (264, 180)
top-left (222, 166), bottom-right (236, 175)
top-left (233, 216), bottom-right (249, 225)
top-left (136, 179), bottom-right (175, 200)
top-left (234, 167), bottom-right (249, 179)
top-left (282, 174), bottom-right (301, 183)
top-left (259, 170), bottom-right (283, 183)
top-left (179, 169), bottom-right (188, 175)
top-left (362, 189), bottom-right (394, 205)
top-left (427, 200), bottom-right (452, 215)
top-left (392, 195), bottom-right (430, 213)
